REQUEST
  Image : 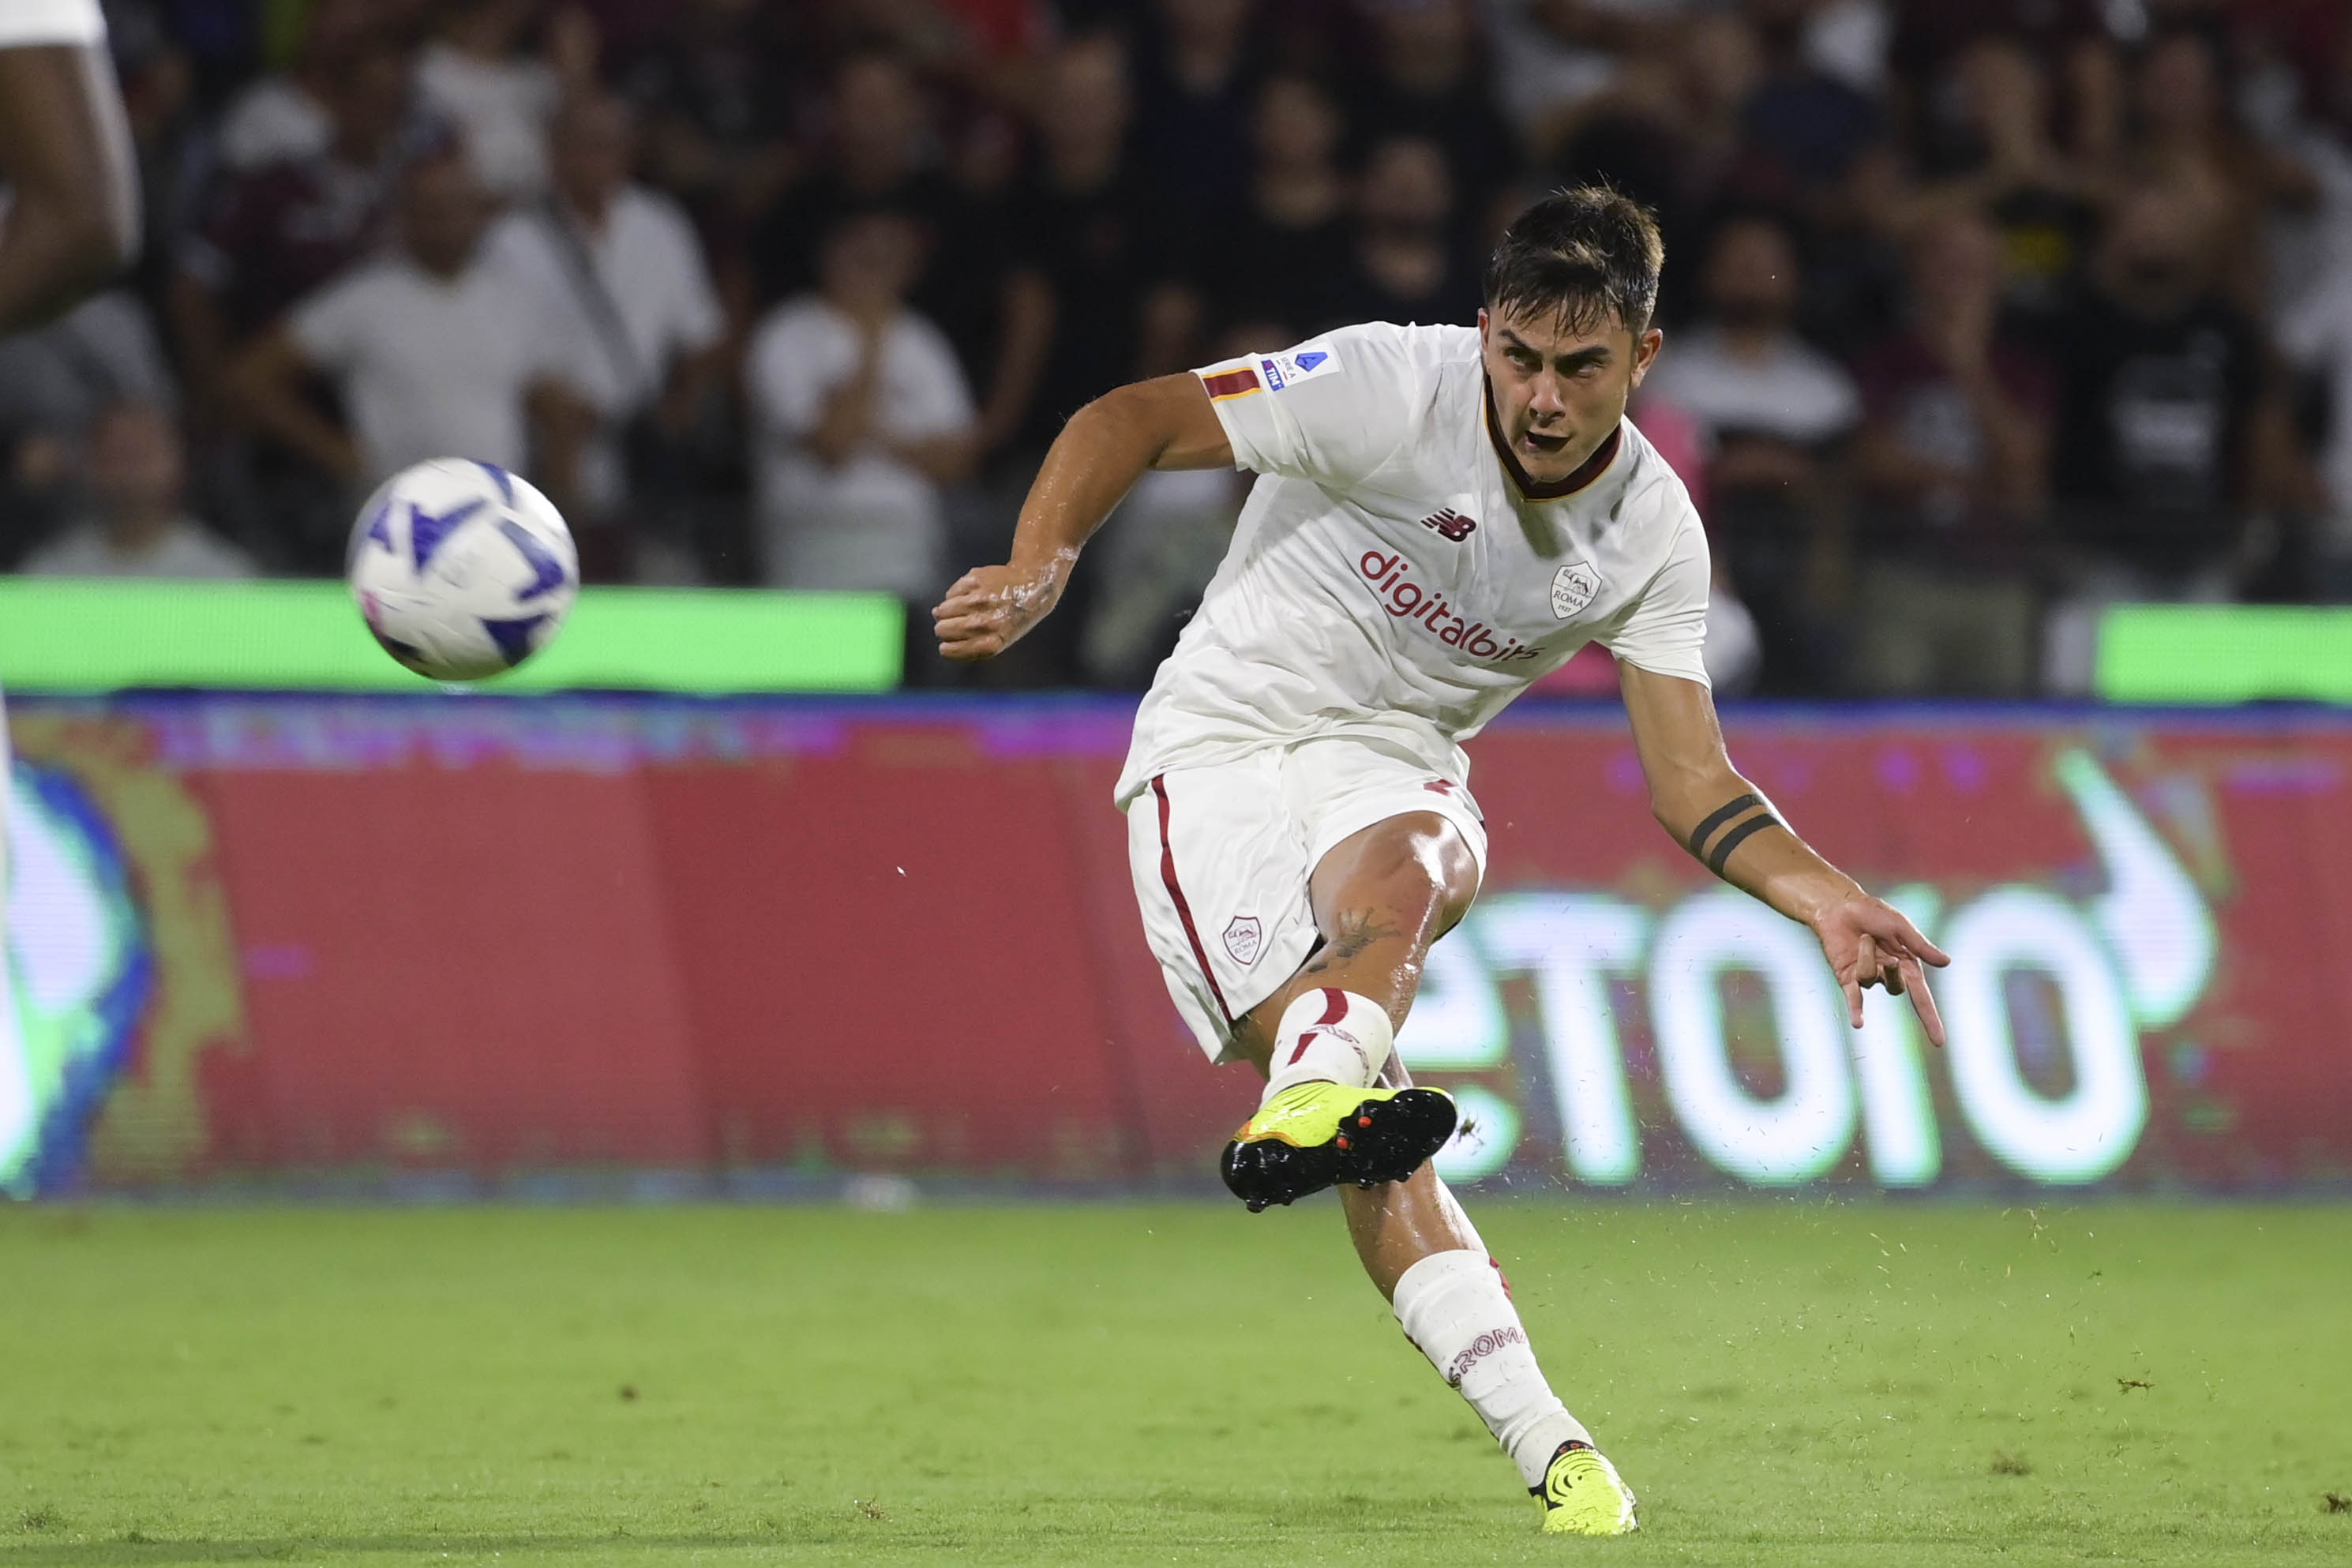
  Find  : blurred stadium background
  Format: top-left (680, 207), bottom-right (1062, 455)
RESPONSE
top-left (4, 2), bottom-right (2352, 1562)
top-left (7, 0), bottom-right (2352, 1202)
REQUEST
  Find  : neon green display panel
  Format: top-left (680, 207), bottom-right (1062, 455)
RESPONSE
top-left (0, 580), bottom-right (903, 693)
top-left (2095, 605), bottom-right (2352, 705)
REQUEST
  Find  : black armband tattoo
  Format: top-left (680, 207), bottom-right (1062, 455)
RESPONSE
top-left (1687, 792), bottom-right (1783, 878)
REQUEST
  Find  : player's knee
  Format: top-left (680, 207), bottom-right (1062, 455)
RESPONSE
top-left (1371, 814), bottom-right (1479, 930)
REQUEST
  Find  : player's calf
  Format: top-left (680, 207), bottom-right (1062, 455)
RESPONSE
top-left (1394, 1249), bottom-right (1637, 1535)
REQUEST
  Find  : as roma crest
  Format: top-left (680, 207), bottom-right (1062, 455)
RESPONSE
top-left (1222, 915), bottom-right (1263, 966)
top-left (1550, 561), bottom-right (1601, 619)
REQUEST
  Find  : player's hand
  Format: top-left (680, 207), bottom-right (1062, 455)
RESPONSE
top-left (932, 563), bottom-right (1063, 661)
top-left (1810, 895), bottom-right (1949, 1048)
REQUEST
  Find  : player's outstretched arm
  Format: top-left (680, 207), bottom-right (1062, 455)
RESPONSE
top-left (0, 43), bottom-right (138, 332)
top-left (933, 372), bottom-right (1232, 661)
top-left (1618, 661), bottom-right (1949, 1045)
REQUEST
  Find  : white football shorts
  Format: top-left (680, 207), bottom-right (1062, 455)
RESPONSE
top-left (1124, 734), bottom-right (1487, 1064)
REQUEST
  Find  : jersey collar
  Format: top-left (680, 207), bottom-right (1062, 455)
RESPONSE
top-left (1483, 379), bottom-right (1622, 501)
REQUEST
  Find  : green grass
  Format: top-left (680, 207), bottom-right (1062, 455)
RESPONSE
top-left (0, 1202), bottom-right (2346, 1566)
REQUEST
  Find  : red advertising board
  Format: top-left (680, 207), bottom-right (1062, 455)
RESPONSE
top-left (6, 695), bottom-right (2349, 1196)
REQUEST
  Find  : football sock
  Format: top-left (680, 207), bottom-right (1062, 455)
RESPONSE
top-left (1393, 1248), bottom-right (1592, 1487)
top-left (1260, 987), bottom-right (1391, 1101)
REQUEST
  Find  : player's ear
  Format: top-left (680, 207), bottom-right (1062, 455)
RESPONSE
top-left (1476, 306), bottom-right (1490, 343)
top-left (1629, 327), bottom-right (1664, 386)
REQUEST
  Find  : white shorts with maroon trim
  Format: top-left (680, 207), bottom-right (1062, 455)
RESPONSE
top-left (1123, 735), bottom-right (1487, 1064)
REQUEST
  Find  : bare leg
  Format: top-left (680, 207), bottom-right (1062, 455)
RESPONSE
top-left (1231, 808), bottom-right (1616, 1511)
top-left (1231, 810), bottom-right (1484, 1297)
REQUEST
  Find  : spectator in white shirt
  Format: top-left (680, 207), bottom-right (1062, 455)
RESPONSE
top-left (484, 92), bottom-right (725, 520)
top-left (2279, 266), bottom-right (2352, 575)
top-left (1641, 214), bottom-right (1859, 692)
top-left (21, 403), bottom-right (256, 579)
top-left (211, 0), bottom-right (380, 173)
top-left (745, 207), bottom-right (977, 602)
top-left (418, 0), bottom-right (597, 202)
top-left (228, 152), bottom-right (592, 505)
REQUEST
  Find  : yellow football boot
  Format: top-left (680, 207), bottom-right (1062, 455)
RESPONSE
top-left (1218, 1082), bottom-right (1456, 1212)
top-left (1532, 1441), bottom-right (1638, 1536)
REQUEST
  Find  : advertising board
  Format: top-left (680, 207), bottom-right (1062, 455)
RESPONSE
top-left (6, 696), bottom-right (2346, 1195)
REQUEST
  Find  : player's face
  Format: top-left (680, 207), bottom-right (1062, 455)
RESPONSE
top-left (1478, 306), bottom-right (1662, 485)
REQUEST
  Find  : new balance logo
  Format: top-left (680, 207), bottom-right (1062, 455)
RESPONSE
top-left (1420, 508), bottom-right (1477, 542)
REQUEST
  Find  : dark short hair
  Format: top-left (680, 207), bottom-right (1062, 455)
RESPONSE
top-left (1483, 186), bottom-right (1665, 336)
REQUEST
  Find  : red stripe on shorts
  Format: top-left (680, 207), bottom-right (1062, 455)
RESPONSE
top-left (1151, 775), bottom-right (1233, 1026)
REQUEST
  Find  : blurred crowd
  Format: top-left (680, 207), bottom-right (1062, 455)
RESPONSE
top-left (4, 0), bottom-right (2352, 696)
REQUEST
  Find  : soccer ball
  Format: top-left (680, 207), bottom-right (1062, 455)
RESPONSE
top-left (347, 459), bottom-right (579, 681)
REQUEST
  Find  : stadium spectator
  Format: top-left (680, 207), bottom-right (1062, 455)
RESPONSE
top-left (1007, 33), bottom-right (1190, 452)
top-left (750, 52), bottom-right (951, 302)
top-left (1550, 9), bottom-right (1766, 315)
top-left (1131, 0), bottom-right (1262, 228)
top-left (1847, 209), bottom-right (2052, 695)
top-left (1738, 0), bottom-right (1881, 212)
top-left (749, 50), bottom-right (1041, 452)
top-left (227, 154), bottom-right (591, 557)
top-left (2043, 182), bottom-right (2303, 690)
top-left (1483, 0), bottom-right (1666, 165)
top-left (621, 0), bottom-right (801, 238)
top-left (1188, 73), bottom-right (1352, 348)
top-left (2278, 246), bottom-right (2352, 583)
top-left (0, 289), bottom-right (178, 456)
top-left (1641, 213), bottom-right (1858, 691)
top-left (1888, 0), bottom-right (2107, 89)
top-left (744, 207), bottom-right (977, 610)
top-left (170, 33), bottom-right (441, 400)
top-left (104, 0), bottom-right (200, 310)
top-left (19, 403), bottom-right (255, 579)
top-left (485, 92), bottom-right (725, 551)
top-left (418, 0), bottom-right (598, 201)
top-left (1343, 0), bottom-right (1521, 224)
top-left (210, 0), bottom-right (381, 174)
top-left (1326, 135), bottom-right (1482, 328)
top-left (2110, 28), bottom-right (2317, 313)
top-left (1904, 36), bottom-right (2099, 332)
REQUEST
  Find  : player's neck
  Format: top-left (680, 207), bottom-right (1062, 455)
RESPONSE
top-left (1481, 379), bottom-right (1622, 502)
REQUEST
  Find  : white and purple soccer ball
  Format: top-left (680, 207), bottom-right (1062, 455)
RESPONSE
top-left (347, 458), bottom-right (579, 682)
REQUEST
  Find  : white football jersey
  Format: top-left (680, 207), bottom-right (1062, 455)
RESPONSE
top-left (1115, 321), bottom-right (1711, 805)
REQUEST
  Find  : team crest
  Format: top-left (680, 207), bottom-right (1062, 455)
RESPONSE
top-left (1222, 915), bottom-right (1264, 966)
top-left (1550, 561), bottom-right (1601, 619)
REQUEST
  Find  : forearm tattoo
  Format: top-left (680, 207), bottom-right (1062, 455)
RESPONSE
top-left (1686, 791), bottom-right (1784, 878)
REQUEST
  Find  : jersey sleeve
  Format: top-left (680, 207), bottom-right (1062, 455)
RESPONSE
top-left (1598, 495), bottom-right (1712, 687)
top-left (1195, 322), bottom-right (1424, 491)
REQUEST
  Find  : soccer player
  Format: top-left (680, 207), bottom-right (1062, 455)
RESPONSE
top-left (933, 188), bottom-right (1948, 1535)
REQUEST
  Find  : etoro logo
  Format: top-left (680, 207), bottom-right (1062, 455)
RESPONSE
top-left (1359, 549), bottom-right (1543, 662)
top-left (1396, 750), bottom-right (2218, 1191)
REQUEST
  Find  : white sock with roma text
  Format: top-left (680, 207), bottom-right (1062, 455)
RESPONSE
top-left (1260, 987), bottom-right (1392, 1102)
top-left (1393, 1247), bottom-right (1592, 1487)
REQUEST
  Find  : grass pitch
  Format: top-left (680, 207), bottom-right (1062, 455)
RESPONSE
top-left (1, 1201), bottom-right (2346, 1567)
